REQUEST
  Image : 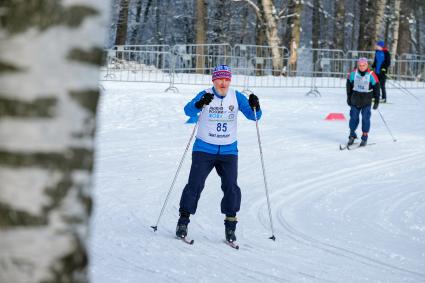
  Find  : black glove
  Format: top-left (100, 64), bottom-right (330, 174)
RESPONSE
top-left (373, 102), bottom-right (379, 110)
top-left (249, 94), bottom-right (260, 110)
top-left (195, 92), bottom-right (214, 109)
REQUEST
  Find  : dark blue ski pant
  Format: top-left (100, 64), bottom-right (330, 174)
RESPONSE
top-left (179, 151), bottom-right (241, 217)
top-left (349, 105), bottom-right (371, 140)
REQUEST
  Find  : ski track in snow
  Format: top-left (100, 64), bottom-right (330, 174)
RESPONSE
top-left (269, 152), bottom-right (425, 279)
top-left (91, 82), bottom-right (425, 282)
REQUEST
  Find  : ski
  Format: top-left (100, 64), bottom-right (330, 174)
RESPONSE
top-left (340, 142), bottom-right (377, 150)
top-left (347, 142), bottom-right (376, 150)
top-left (340, 143), bottom-right (357, 150)
top-left (176, 236), bottom-right (194, 245)
top-left (224, 240), bottom-right (239, 250)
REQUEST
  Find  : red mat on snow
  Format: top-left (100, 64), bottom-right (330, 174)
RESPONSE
top-left (325, 113), bottom-right (346, 121)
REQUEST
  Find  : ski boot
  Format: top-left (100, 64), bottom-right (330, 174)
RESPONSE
top-left (176, 224), bottom-right (188, 238)
top-left (225, 227), bottom-right (237, 242)
top-left (176, 209), bottom-right (190, 238)
top-left (359, 133), bottom-right (368, 147)
top-left (224, 216), bottom-right (238, 242)
top-left (347, 135), bottom-right (357, 146)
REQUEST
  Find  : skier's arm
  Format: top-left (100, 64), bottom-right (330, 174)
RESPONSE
top-left (384, 51), bottom-right (391, 69)
top-left (236, 91), bottom-right (262, 121)
top-left (346, 72), bottom-right (354, 106)
top-left (370, 72), bottom-right (380, 109)
top-left (373, 83), bottom-right (380, 101)
top-left (184, 91), bottom-right (208, 117)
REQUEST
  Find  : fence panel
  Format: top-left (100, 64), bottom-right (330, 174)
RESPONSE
top-left (233, 44), bottom-right (289, 76)
top-left (392, 59), bottom-right (425, 87)
top-left (100, 44), bottom-right (425, 89)
top-left (170, 44), bottom-right (248, 87)
top-left (172, 44), bottom-right (232, 73)
top-left (101, 45), bottom-right (174, 82)
top-left (400, 53), bottom-right (425, 61)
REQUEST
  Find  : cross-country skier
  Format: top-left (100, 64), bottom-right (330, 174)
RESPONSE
top-left (176, 65), bottom-right (262, 244)
top-left (372, 40), bottom-right (391, 103)
top-left (346, 57), bottom-right (380, 147)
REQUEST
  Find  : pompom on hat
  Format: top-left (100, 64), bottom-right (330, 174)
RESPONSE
top-left (212, 65), bottom-right (232, 81)
top-left (358, 57), bottom-right (368, 64)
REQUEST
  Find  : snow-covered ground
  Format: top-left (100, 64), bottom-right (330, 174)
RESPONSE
top-left (91, 80), bottom-right (425, 282)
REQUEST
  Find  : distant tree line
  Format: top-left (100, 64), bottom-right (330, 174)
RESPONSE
top-left (108, 0), bottom-right (425, 56)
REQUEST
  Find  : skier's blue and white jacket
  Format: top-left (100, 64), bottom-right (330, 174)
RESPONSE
top-left (184, 87), bottom-right (262, 155)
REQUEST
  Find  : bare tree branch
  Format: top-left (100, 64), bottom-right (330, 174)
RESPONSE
top-left (231, 0), bottom-right (262, 21)
top-left (279, 12), bottom-right (298, 19)
top-left (277, 7), bottom-right (287, 18)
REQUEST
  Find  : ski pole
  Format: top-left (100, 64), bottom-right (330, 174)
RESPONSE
top-left (253, 107), bottom-right (276, 241)
top-left (377, 109), bottom-right (397, 142)
top-left (151, 112), bottom-right (201, 232)
top-left (386, 74), bottom-right (421, 101)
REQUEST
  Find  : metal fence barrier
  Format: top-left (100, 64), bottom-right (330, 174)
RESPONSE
top-left (100, 44), bottom-right (425, 91)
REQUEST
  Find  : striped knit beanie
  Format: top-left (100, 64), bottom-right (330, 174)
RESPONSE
top-left (212, 65), bottom-right (232, 81)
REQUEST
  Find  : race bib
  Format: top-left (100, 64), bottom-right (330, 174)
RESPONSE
top-left (196, 88), bottom-right (239, 145)
top-left (353, 71), bottom-right (371, 93)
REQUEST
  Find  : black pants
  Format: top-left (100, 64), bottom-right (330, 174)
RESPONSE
top-left (378, 72), bottom-right (387, 100)
top-left (179, 151), bottom-right (241, 217)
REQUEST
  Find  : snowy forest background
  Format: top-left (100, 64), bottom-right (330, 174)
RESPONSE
top-left (107, 0), bottom-right (425, 56)
top-left (1, 1), bottom-right (424, 282)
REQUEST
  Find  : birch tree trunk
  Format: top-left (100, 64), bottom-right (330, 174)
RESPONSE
top-left (391, 0), bottom-right (401, 58)
top-left (195, 0), bottom-right (207, 74)
top-left (0, 1), bottom-right (109, 282)
top-left (233, 0), bottom-right (283, 75)
top-left (261, 0), bottom-right (282, 75)
top-left (289, 0), bottom-right (303, 75)
top-left (374, 0), bottom-right (387, 43)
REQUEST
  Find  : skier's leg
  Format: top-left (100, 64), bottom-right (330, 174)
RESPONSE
top-left (349, 106), bottom-right (361, 139)
top-left (215, 154), bottom-right (241, 217)
top-left (361, 105), bottom-right (372, 139)
top-left (357, 105), bottom-right (372, 146)
top-left (380, 73), bottom-right (387, 101)
top-left (179, 152), bottom-right (215, 218)
top-left (215, 155), bottom-right (240, 242)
